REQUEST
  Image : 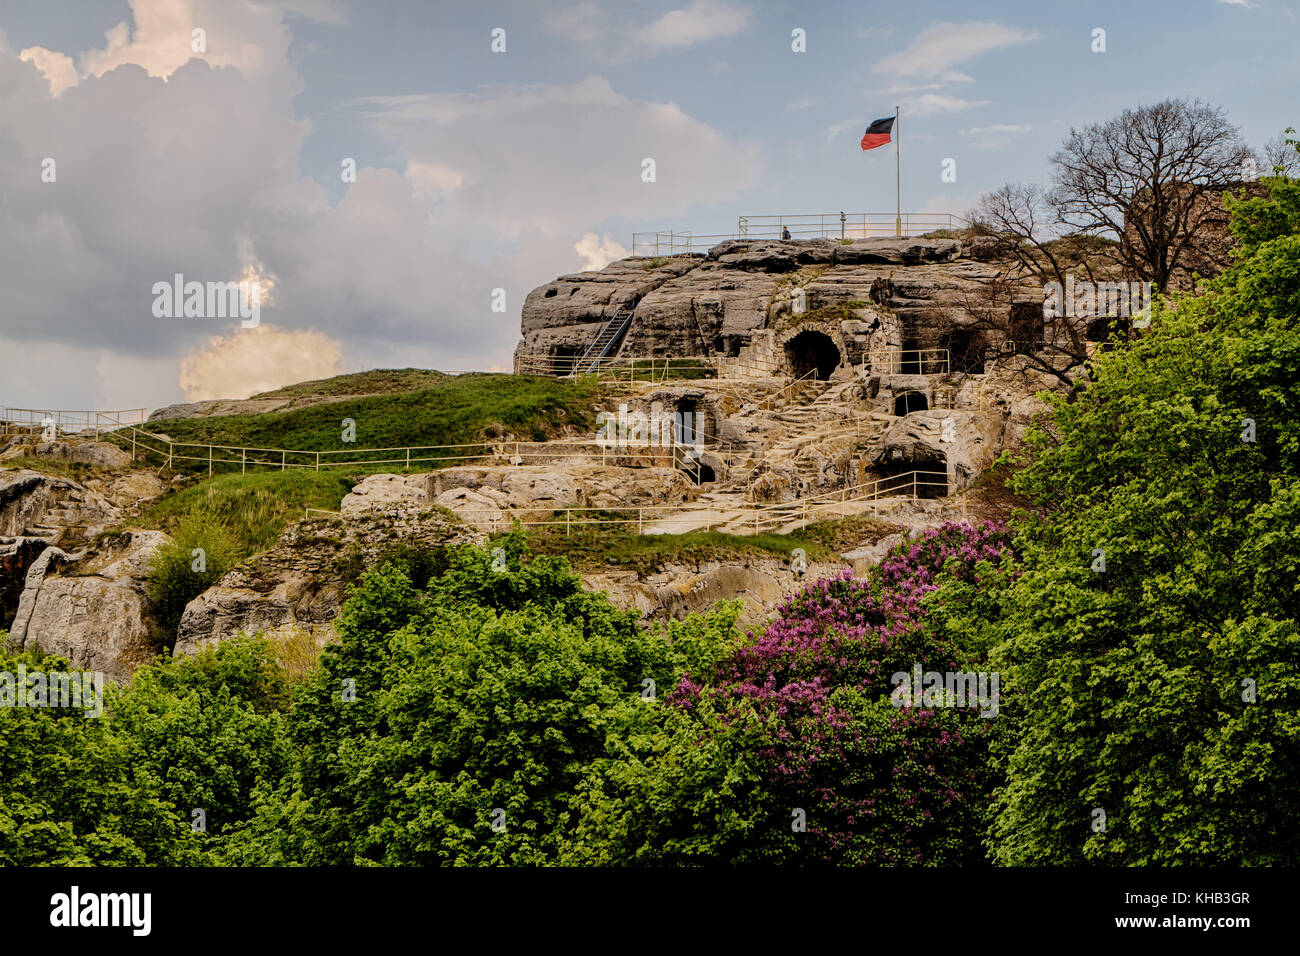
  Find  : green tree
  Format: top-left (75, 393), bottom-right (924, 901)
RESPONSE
top-left (990, 169), bottom-right (1300, 864)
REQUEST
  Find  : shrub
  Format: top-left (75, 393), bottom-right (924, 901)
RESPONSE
top-left (145, 514), bottom-right (241, 646)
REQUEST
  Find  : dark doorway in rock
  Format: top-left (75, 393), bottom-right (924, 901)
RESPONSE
top-left (940, 328), bottom-right (987, 374)
top-left (881, 457), bottom-right (948, 498)
top-left (894, 391), bottom-right (928, 416)
top-left (786, 330), bottom-right (841, 380)
top-left (712, 336), bottom-right (742, 358)
top-left (1085, 316), bottom-right (1116, 342)
top-left (674, 398), bottom-right (699, 446)
top-left (551, 345), bottom-right (582, 375)
top-left (1009, 301), bottom-right (1045, 354)
top-left (900, 335), bottom-right (922, 374)
top-left (682, 460), bottom-right (716, 484)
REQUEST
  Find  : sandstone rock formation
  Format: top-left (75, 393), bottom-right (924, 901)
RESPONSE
top-left (174, 508), bottom-right (483, 655)
top-left (7, 530), bottom-right (169, 680)
top-left (515, 236), bottom-right (1040, 379)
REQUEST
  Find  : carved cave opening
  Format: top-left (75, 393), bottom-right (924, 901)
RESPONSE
top-left (786, 329), bottom-right (841, 381)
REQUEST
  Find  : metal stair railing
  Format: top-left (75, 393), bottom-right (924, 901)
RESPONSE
top-left (579, 310), bottom-right (635, 372)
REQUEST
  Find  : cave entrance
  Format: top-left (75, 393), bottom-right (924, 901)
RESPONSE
top-left (894, 391), bottom-right (929, 416)
top-left (674, 398), bottom-right (699, 447)
top-left (786, 330), bottom-right (841, 381)
top-left (684, 461), bottom-right (716, 484)
top-left (881, 457), bottom-right (948, 499)
top-left (1009, 301), bottom-right (1045, 354)
top-left (550, 345), bottom-right (582, 375)
top-left (940, 328), bottom-right (987, 374)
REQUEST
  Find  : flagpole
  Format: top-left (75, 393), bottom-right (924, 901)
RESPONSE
top-left (895, 105), bottom-right (902, 237)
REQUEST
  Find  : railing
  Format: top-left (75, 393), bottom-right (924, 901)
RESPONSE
top-left (738, 212), bottom-right (966, 242)
top-left (629, 232), bottom-right (736, 256)
top-left (631, 213), bottom-right (968, 256)
top-left (442, 468), bottom-right (950, 537)
top-left (863, 348), bottom-right (951, 375)
top-left (1, 406), bottom-right (149, 437)
top-left (100, 419), bottom-right (759, 478)
top-left (757, 367), bottom-right (819, 410)
top-left (515, 353), bottom-right (786, 383)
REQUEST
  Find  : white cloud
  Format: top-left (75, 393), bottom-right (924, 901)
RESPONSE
top-left (874, 21), bottom-right (1038, 78)
top-left (632, 0), bottom-right (751, 51)
top-left (18, 46), bottom-right (77, 96)
top-left (903, 93), bottom-right (991, 116)
top-left (544, 0), bottom-right (750, 59)
top-left (0, 1), bottom-right (759, 409)
top-left (574, 233), bottom-right (630, 271)
top-left (178, 325), bottom-right (342, 401)
top-left (825, 118), bottom-right (862, 144)
top-left (918, 194), bottom-right (976, 221)
top-left (405, 161), bottom-right (465, 198)
top-left (962, 123), bottom-right (1032, 148)
top-left (355, 75), bottom-right (762, 240)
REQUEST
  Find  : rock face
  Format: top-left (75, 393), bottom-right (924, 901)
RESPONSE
top-left (174, 509), bottom-right (483, 656)
top-left (515, 236), bottom-right (1035, 377)
top-left (0, 468), bottom-right (125, 549)
top-left (7, 530), bottom-right (169, 681)
top-left (0, 438), bottom-right (133, 469)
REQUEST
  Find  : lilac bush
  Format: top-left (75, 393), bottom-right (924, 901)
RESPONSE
top-left (669, 520), bottom-right (1014, 864)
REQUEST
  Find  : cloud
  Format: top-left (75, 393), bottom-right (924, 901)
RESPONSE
top-left (574, 233), bottom-right (630, 271)
top-left (178, 325), bottom-right (342, 401)
top-left (632, 0), bottom-right (751, 51)
top-left (0, 2), bottom-right (759, 409)
top-left (544, 0), bottom-right (750, 59)
top-left (825, 118), bottom-right (862, 144)
top-left (18, 46), bottom-right (76, 96)
top-left (903, 93), bottom-right (992, 116)
top-left (354, 75), bottom-right (762, 239)
top-left (962, 123), bottom-right (1032, 148)
top-left (874, 21), bottom-right (1038, 78)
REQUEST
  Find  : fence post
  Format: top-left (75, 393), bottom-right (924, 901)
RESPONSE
top-left (208, 445), bottom-right (213, 477)
top-left (281, 450), bottom-right (286, 471)
top-left (241, 449), bottom-right (246, 474)
top-left (638, 508), bottom-right (643, 535)
top-left (406, 448), bottom-right (411, 472)
top-left (912, 472), bottom-right (917, 499)
top-left (316, 451), bottom-right (320, 472)
top-left (566, 510), bottom-right (571, 537)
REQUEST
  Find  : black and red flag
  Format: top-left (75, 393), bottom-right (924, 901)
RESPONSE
top-left (860, 116), bottom-right (895, 150)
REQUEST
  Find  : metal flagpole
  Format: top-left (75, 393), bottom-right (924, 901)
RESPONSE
top-left (895, 105), bottom-right (902, 237)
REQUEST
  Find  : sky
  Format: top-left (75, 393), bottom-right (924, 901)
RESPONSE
top-left (0, 0), bottom-right (1296, 411)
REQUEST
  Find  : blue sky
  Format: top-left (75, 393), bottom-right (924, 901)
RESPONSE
top-left (1, 0), bottom-right (1296, 410)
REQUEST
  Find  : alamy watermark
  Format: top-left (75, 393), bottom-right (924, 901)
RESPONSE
top-left (890, 665), bottom-right (999, 718)
top-left (152, 273), bottom-right (260, 327)
top-left (595, 402), bottom-right (704, 457)
top-left (1043, 276), bottom-right (1152, 328)
top-left (1, 664), bottom-right (104, 718)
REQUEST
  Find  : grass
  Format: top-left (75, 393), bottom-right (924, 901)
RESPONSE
top-left (130, 470), bottom-right (356, 558)
top-left (116, 373), bottom-right (602, 474)
top-left (249, 368), bottom-right (450, 403)
top-left (785, 301), bottom-right (872, 328)
top-left (510, 514), bottom-right (897, 576)
top-left (0, 456), bottom-right (116, 481)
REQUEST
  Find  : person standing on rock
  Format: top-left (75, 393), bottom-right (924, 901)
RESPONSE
top-left (781, 226), bottom-right (791, 240)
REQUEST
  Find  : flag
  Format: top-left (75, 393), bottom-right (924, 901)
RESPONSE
top-left (860, 116), bottom-right (895, 150)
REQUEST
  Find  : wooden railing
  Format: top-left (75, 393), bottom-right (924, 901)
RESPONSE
top-left (434, 468), bottom-right (950, 537)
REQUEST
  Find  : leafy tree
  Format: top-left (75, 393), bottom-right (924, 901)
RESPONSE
top-left (576, 523), bottom-right (1017, 866)
top-left (145, 514), bottom-right (241, 645)
top-left (0, 642), bottom-right (291, 866)
top-left (990, 170), bottom-right (1300, 864)
top-left (224, 535), bottom-right (737, 865)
